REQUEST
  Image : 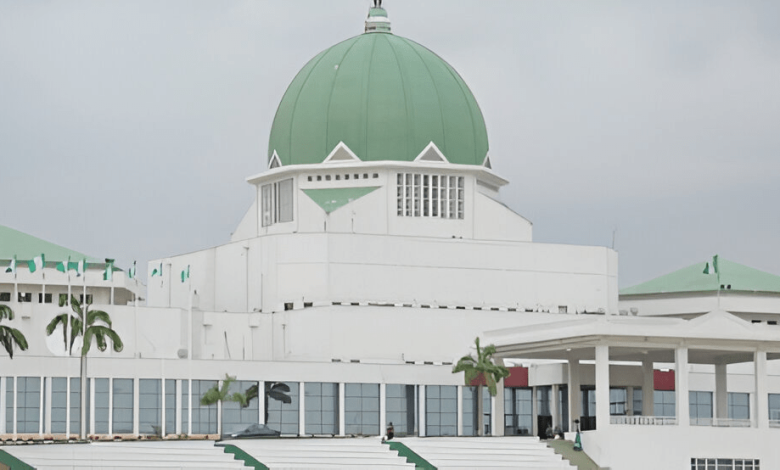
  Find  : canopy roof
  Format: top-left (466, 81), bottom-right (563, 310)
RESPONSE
top-left (620, 258), bottom-right (780, 296)
top-left (0, 224), bottom-right (100, 263)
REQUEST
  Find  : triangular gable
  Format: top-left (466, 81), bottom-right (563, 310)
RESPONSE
top-left (269, 151), bottom-right (282, 169)
top-left (0, 224), bottom-right (99, 263)
top-left (414, 142), bottom-right (449, 163)
top-left (323, 142), bottom-right (361, 163)
top-left (686, 309), bottom-right (754, 334)
top-left (483, 155), bottom-right (492, 169)
top-left (302, 187), bottom-right (380, 214)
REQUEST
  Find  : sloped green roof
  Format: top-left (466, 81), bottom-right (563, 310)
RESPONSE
top-left (620, 258), bottom-right (780, 295)
top-left (0, 224), bottom-right (100, 263)
top-left (268, 28), bottom-right (488, 166)
top-left (302, 187), bottom-right (380, 214)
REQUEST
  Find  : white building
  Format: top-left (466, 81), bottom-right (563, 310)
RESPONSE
top-left (1, 5), bottom-right (779, 470)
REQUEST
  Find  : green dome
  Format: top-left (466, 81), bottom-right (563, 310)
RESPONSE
top-left (268, 27), bottom-right (489, 166)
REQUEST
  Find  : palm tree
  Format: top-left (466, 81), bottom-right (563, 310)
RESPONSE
top-left (0, 305), bottom-right (28, 358)
top-left (452, 337), bottom-right (510, 436)
top-left (201, 376), bottom-right (291, 432)
top-left (46, 296), bottom-right (123, 439)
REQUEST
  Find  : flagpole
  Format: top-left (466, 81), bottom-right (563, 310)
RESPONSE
top-left (187, 274), bottom-right (193, 436)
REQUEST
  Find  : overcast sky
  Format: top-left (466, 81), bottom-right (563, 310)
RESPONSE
top-left (2, 0), bottom-right (779, 287)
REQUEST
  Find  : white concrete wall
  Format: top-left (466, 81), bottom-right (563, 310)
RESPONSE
top-left (473, 192), bottom-right (532, 242)
top-left (620, 291), bottom-right (780, 318)
top-left (230, 199), bottom-right (258, 242)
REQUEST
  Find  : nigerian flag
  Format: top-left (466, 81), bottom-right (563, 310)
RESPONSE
top-left (5, 256), bottom-right (17, 275)
top-left (28, 254), bottom-right (45, 273)
top-left (703, 255), bottom-right (719, 275)
top-left (103, 258), bottom-right (115, 281)
top-left (56, 256), bottom-right (71, 273)
top-left (181, 265), bottom-right (190, 283)
top-left (151, 262), bottom-right (162, 277)
top-left (127, 261), bottom-right (137, 279)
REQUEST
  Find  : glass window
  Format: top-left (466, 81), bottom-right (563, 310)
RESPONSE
top-left (396, 173), bottom-right (464, 219)
top-left (463, 386), bottom-right (491, 436)
top-left (504, 387), bottom-right (532, 436)
top-left (17, 377), bottom-right (41, 433)
top-left (386, 384), bottom-right (417, 437)
top-left (633, 389), bottom-right (643, 416)
top-left (164, 379), bottom-right (175, 435)
top-left (610, 388), bottom-right (627, 416)
top-left (426, 385), bottom-right (457, 436)
top-left (305, 382), bottom-right (338, 435)
top-left (345, 383), bottom-right (379, 436)
top-left (278, 179), bottom-right (294, 223)
top-left (768, 393), bottom-right (780, 421)
top-left (139, 379), bottom-right (161, 435)
top-left (262, 179), bottom-right (294, 227)
top-left (112, 379), bottom-right (134, 434)
top-left (4, 378), bottom-right (11, 433)
top-left (558, 386), bottom-right (569, 432)
top-left (69, 378), bottom-right (89, 436)
top-left (51, 378), bottom-right (67, 434)
top-left (222, 380), bottom-right (259, 436)
top-left (729, 392), bottom-right (750, 420)
top-left (654, 390), bottom-right (676, 417)
top-left (261, 184), bottom-right (273, 227)
top-left (266, 381), bottom-right (298, 435)
top-left (94, 378), bottom-right (109, 434)
top-left (689, 391), bottom-right (713, 424)
top-left (189, 380), bottom-right (218, 435)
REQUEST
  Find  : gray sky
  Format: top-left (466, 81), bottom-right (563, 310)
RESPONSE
top-left (2, 0), bottom-right (779, 287)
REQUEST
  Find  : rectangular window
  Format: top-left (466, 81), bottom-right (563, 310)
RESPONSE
top-left (633, 389), bottom-right (643, 416)
top-left (69, 377), bottom-right (90, 436)
top-left (94, 378), bottom-right (109, 434)
top-left (345, 383), bottom-right (379, 436)
top-left (189, 380), bottom-right (218, 435)
top-left (691, 458), bottom-right (759, 469)
top-left (261, 178), bottom-right (294, 227)
top-left (112, 379), bottom-right (134, 434)
top-left (0, 292), bottom-right (11, 301)
top-left (266, 381), bottom-right (299, 435)
top-left (18, 293), bottom-right (31, 302)
top-left (690, 391), bottom-right (713, 425)
top-left (426, 385), bottom-right (457, 437)
top-left (79, 294), bottom-right (93, 305)
top-left (654, 390), bottom-right (676, 417)
top-left (164, 379), bottom-right (175, 435)
top-left (16, 377), bottom-right (41, 434)
top-left (38, 293), bottom-right (52, 304)
top-left (386, 384), bottom-right (417, 437)
top-left (769, 393), bottom-right (780, 422)
top-left (610, 388), bottom-right (627, 416)
top-left (51, 378), bottom-right (68, 434)
top-left (139, 379), bottom-right (161, 435)
top-left (305, 382), bottom-right (339, 435)
top-left (504, 387), bottom-right (532, 436)
top-left (5, 378), bottom-right (13, 432)
top-left (396, 173), bottom-right (464, 219)
top-left (729, 392), bottom-right (750, 420)
top-left (222, 380), bottom-right (259, 436)
top-left (462, 386), bottom-right (491, 436)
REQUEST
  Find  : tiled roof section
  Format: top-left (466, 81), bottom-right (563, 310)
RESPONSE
top-left (620, 258), bottom-right (780, 295)
top-left (0, 224), bottom-right (100, 263)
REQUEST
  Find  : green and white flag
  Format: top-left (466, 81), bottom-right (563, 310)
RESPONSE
top-left (151, 262), bottom-right (162, 277)
top-left (703, 255), bottom-right (719, 275)
top-left (77, 258), bottom-right (87, 277)
top-left (28, 254), bottom-right (45, 273)
top-left (4, 256), bottom-right (16, 275)
top-left (127, 261), bottom-right (137, 279)
top-left (56, 256), bottom-right (71, 273)
top-left (181, 265), bottom-right (190, 283)
top-left (103, 258), bottom-right (115, 281)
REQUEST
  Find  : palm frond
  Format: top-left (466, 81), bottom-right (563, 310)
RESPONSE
top-left (87, 309), bottom-right (112, 328)
top-left (0, 305), bottom-right (14, 321)
top-left (0, 325), bottom-right (28, 358)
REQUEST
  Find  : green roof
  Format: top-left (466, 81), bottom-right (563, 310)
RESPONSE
top-left (620, 258), bottom-right (780, 296)
top-left (0, 224), bottom-right (100, 264)
top-left (302, 186), bottom-right (380, 214)
top-left (268, 26), bottom-right (488, 167)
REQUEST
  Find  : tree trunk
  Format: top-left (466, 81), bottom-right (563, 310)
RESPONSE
top-left (476, 385), bottom-right (484, 436)
top-left (80, 354), bottom-right (87, 439)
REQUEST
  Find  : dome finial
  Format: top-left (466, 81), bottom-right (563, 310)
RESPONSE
top-left (365, 1), bottom-right (391, 33)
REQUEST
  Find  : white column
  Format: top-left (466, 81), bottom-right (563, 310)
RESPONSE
top-left (494, 378), bottom-right (505, 436)
top-left (175, 380), bottom-right (182, 435)
top-left (595, 345), bottom-right (610, 429)
top-left (133, 378), bottom-right (140, 436)
top-left (161, 378), bottom-right (166, 437)
top-left (379, 383), bottom-right (387, 437)
top-left (338, 382), bottom-right (345, 436)
top-left (0, 376), bottom-right (6, 434)
top-left (187, 379), bottom-right (192, 435)
top-left (65, 377), bottom-right (71, 438)
top-left (568, 359), bottom-right (581, 432)
top-left (456, 386), bottom-right (463, 436)
top-left (551, 384), bottom-right (560, 430)
top-left (257, 381), bottom-right (265, 425)
top-left (642, 358), bottom-right (654, 416)
top-left (89, 378), bottom-right (95, 436)
top-left (41, 376), bottom-right (47, 435)
top-left (13, 376), bottom-right (17, 436)
top-left (531, 386), bottom-right (538, 436)
top-left (715, 363), bottom-right (728, 420)
top-left (298, 382), bottom-right (305, 436)
top-left (418, 386), bottom-right (426, 437)
top-left (108, 377), bottom-right (114, 436)
top-left (675, 347), bottom-right (690, 426)
top-left (755, 350), bottom-right (769, 429)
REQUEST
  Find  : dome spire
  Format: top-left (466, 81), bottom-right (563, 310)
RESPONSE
top-left (365, 1), bottom-right (391, 33)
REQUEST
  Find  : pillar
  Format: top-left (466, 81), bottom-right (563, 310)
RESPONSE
top-left (133, 378), bottom-right (140, 436)
top-left (456, 386), bottom-right (464, 436)
top-left (418, 386), bottom-right (426, 437)
top-left (531, 386), bottom-right (538, 436)
top-left (642, 358), bottom-right (654, 416)
top-left (338, 382), bottom-right (346, 436)
top-left (551, 384), bottom-right (560, 429)
top-left (90, 378), bottom-right (95, 436)
top-left (495, 377), bottom-right (505, 436)
top-left (298, 382), bottom-right (305, 436)
top-left (595, 345), bottom-right (610, 429)
top-left (257, 381), bottom-right (265, 425)
top-left (175, 380), bottom-right (182, 434)
top-left (568, 359), bottom-right (581, 432)
top-left (715, 363), bottom-right (728, 420)
top-left (675, 347), bottom-right (689, 426)
top-left (379, 383), bottom-right (387, 437)
top-left (755, 350), bottom-right (768, 429)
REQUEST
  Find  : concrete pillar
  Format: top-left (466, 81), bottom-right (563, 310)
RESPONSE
top-left (90, 378), bottom-right (95, 436)
top-left (755, 350), bottom-right (769, 429)
top-left (175, 380), bottom-right (182, 435)
top-left (338, 382), bottom-right (346, 436)
top-left (298, 382), bottom-right (305, 436)
top-left (161, 378), bottom-right (167, 437)
top-left (531, 386), bottom-right (539, 436)
top-left (675, 347), bottom-right (690, 426)
top-left (379, 383), bottom-right (387, 437)
top-left (257, 381), bottom-right (265, 425)
top-left (568, 359), bottom-right (581, 431)
top-left (418, 386), bottom-right (426, 437)
top-left (108, 377), bottom-right (114, 436)
top-left (551, 384), bottom-right (560, 429)
top-left (13, 376), bottom-right (17, 436)
top-left (42, 377), bottom-right (49, 435)
top-left (595, 345), bottom-right (610, 429)
top-left (456, 386), bottom-right (464, 436)
top-left (494, 378), bottom-right (505, 436)
top-left (642, 358), bottom-right (654, 416)
top-left (715, 363), bottom-right (728, 420)
top-left (133, 378), bottom-right (140, 436)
